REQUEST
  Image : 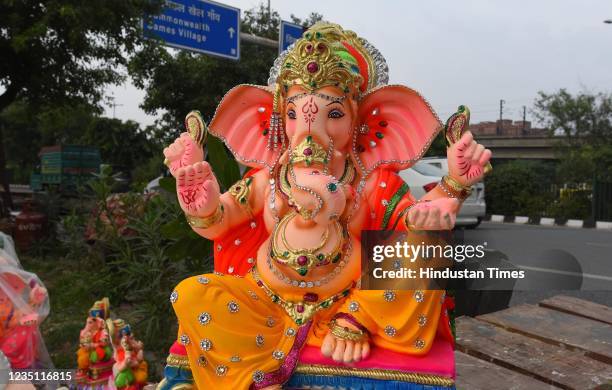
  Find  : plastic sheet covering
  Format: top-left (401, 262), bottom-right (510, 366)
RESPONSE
top-left (0, 231), bottom-right (52, 370)
top-left (0, 233), bottom-right (21, 269)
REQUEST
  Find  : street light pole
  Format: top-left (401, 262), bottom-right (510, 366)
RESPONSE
top-left (497, 99), bottom-right (505, 135)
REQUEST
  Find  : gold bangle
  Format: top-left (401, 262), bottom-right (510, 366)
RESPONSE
top-left (438, 181), bottom-right (468, 201)
top-left (443, 175), bottom-right (472, 193)
top-left (440, 176), bottom-right (472, 200)
top-left (185, 204), bottom-right (224, 229)
top-left (328, 319), bottom-right (368, 342)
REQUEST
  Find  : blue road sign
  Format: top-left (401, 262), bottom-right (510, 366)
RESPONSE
top-left (279, 20), bottom-right (303, 53)
top-left (143, 0), bottom-right (240, 60)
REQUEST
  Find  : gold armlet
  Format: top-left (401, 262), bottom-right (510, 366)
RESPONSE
top-left (328, 319), bottom-right (368, 342)
top-left (185, 204), bottom-right (224, 229)
top-left (229, 177), bottom-right (253, 217)
top-left (439, 176), bottom-right (472, 201)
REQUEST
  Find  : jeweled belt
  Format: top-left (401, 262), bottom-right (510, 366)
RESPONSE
top-left (251, 267), bottom-right (354, 325)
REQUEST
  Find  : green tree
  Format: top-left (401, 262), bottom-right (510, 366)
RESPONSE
top-left (0, 0), bottom-right (162, 213)
top-left (534, 89), bottom-right (612, 145)
top-left (0, 101), bottom-right (163, 186)
top-left (80, 117), bottom-right (162, 180)
top-left (0, 0), bottom-right (162, 111)
top-left (533, 89), bottom-right (612, 182)
top-left (0, 102), bottom-right (102, 183)
top-left (0, 101), bottom-right (41, 183)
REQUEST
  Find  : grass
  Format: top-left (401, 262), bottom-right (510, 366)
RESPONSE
top-left (17, 172), bottom-right (208, 379)
top-left (21, 252), bottom-right (173, 378)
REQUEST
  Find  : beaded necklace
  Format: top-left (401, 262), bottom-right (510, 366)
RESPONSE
top-left (271, 211), bottom-right (345, 276)
top-left (252, 266), bottom-right (354, 325)
top-left (265, 223), bottom-right (350, 289)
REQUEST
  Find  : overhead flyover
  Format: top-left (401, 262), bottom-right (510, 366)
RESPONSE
top-left (476, 136), bottom-right (560, 160)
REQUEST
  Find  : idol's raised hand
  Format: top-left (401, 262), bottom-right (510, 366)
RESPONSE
top-left (447, 131), bottom-right (492, 187)
top-left (163, 132), bottom-right (204, 177)
top-left (175, 162), bottom-right (220, 218)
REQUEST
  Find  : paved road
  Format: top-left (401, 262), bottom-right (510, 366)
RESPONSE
top-left (461, 222), bottom-right (612, 307)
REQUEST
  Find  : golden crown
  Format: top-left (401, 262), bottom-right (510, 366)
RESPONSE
top-left (279, 23), bottom-right (364, 95)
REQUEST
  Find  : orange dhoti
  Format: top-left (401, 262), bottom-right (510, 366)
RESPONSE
top-left (171, 269), bottom-right (444, 389)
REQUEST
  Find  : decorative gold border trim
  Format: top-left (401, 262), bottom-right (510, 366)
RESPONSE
top-left (294, 364), bottom-right (454, 387)
top-left (166, 353), bottom-right (191, 367)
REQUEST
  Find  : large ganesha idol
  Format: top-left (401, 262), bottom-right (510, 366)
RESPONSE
top-left (159, 22), bottom-right (491, 389)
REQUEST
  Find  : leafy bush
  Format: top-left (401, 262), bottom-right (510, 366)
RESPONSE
top-left (484, 160), bottom-right (555, 218)
top-left (546, 189), bottom-right (592, 221)
top-left (44, 167), bottom-right (214, 376)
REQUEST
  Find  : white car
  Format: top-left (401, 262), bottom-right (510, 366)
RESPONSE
top-left (398, 159), bottom-right (486, 228)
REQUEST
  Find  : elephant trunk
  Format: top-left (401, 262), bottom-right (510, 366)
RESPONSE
top-left (289, 166), bottom-right (346, 224)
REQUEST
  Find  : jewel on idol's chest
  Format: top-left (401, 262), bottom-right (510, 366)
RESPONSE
top-left (270, 211), bottom-right (344, 276)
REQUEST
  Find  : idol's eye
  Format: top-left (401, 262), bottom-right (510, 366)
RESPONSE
top-left (287, 108), bottom-right (297, 119)
top-left (328, 109), bottom-right (345, 119)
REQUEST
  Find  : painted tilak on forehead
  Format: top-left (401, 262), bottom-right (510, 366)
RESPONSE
top-left (301, 96), bottom-right (318, 132)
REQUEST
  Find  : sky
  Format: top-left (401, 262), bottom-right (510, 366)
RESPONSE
top-left (105, 0), bottom-right (612, 127)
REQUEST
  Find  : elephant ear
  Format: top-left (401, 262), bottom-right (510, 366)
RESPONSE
top-left (208, 84), bottom-right (281, 169)
top-left (351, 85), bottom-right (443, 176)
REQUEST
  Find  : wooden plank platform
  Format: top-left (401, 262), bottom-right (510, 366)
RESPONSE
top-left (455, 295), bottom-right (612, 390)
top-left (478, 303), bottom-right (612, 364)
top-left (456, 316), bottom-right (612, 389)
top-left (539, 295), bottom-right (612, 325)
top-left (455, 351), bottom-right (560, 390)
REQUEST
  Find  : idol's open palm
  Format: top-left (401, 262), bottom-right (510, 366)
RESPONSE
top-left (174, 161), bottom-right (220, 218)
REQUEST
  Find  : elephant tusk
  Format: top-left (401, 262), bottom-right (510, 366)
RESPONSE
top-left (185, 110), bottom-right (208, 146)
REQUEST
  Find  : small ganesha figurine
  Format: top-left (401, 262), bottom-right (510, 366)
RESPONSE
top-left (159, 22), bottom-right (491, 389)
top-left (76, 298), bottom-right (114, 387)
top-left (0, 266), bottom-right (50, 369)
top-left (107, 319), bottom-right (148, 390)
